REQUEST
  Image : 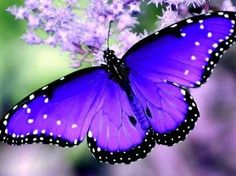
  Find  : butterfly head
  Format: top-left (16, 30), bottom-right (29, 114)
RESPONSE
top-left (103, 49), bottom-right (117, 63)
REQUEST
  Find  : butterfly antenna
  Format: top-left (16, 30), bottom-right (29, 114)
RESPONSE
top-left (107, 20), bottom-right (113, 49)
top-left (87, 45), bottom-right (103, 53)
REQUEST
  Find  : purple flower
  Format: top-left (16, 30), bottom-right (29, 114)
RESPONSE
top-left (7, 0), bottom-right (212, 68)
top-left (27, 15), bottom-right (40, 28)
top-left (25, 0), bottom-right (40, 10)
top-left (7, 6), bottom-right (29, 19)
top-left (157, 8), bottom-right (181, 28)
top-left (118, 29), bottom-right (142, 51)
top-left (21, 31), bottom-right (42, 44)
top-left (117, 12), bottom-right (138, 30)
top-left (221, 0), bottom-right (236, 11)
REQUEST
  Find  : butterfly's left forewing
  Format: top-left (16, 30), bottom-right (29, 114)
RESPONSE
top-left (0, 67), bottom-right (108, 147)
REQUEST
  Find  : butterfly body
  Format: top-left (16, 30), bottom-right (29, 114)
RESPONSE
top-left (1, 11), bottom-right (236, 164)
top-left (103, 49), bottom-right (151, 130)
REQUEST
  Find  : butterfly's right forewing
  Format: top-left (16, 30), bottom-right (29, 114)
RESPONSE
top-left (124, 11), bottom-right (236, 88)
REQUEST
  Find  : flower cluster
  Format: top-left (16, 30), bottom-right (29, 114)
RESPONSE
top-left (7, 0), bottom-right (236, 67)
top-left (7, 0), bottom-right (142, 67)
top-left (149, 0), bottom-right (205, 8)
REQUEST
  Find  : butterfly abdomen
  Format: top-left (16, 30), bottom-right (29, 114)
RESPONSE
top-left (129, 95), bottom-right (150, 130)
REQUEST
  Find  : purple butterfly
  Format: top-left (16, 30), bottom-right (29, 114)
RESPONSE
top-left (0, 11), bottom-right (236, 164)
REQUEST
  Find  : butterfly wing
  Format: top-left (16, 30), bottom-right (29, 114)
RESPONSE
top-left (124, 11), bottom-right (236, 88)
top-left (0, 66), bottom-right (156, 164)
top-left (0, 67), bottom-right (109, 147)
top-left (87, 78), bottom-right (156, 164)
top-left (129, 74), bottom-right (199, 146)
top-left (123, 11), bottom-right (236, 145)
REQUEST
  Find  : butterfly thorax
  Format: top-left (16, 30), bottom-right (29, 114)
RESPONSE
top-left (103, 49), bottom-right (130, 85)
top-left (102, 49), bottom-right (134, 98)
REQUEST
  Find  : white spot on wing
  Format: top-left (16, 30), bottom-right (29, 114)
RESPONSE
top-left (33, 129), bottom-right (38, 135)
top-left (29, 94), bottom-right (35, 100)
top-left (72, 124), bottom-right (77, 129)
top-left (3, 121), bottom-right (7, 126)
top-left (5, 114), bottom-right (9, 120)
top-left (27, 108), bottom-right (31, 114)
top-left (74, 139), bottom-right (78, 144)
top-left (88, 130), bottom-right (93, 138)
top-left (195, 41), bottom-right (200, 46)
top-left (207, 32), bottom-right (213, 38)
top-left (97, 147), bottom-right (101, 152)
top-left (44, 98), bottom-right (49, 103)
top-left (28, 119), bottom-right (34, 124)
top-left (191, 55), bottom-right (196, 60)
top-left (186, 19), bottom-right (193, 23)
top-left (208, 49), bottom-right (213, 54)
top-left (184, 70), bottom-right (189, 75)
top-left (42, 86), bottom-right (48, 90)
top-left (181, 89), bottom-right (186, 95)
top-left (224, 14), bottom-right (229, 18)
top-left (56, 120), bottom-right (62, 126)
top-left (43, 114), bottom-right (48, 119)
top-left (196, 81), bottom-right (201, 85)
top-left (212, 43), bottom-right (218, 48)
top-left (171, 24), bottom-right (177, 28)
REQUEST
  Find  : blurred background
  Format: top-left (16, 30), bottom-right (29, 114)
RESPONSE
top-left (0, 0), bottom-right (236, 176)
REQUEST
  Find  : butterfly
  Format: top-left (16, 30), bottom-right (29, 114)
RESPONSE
top-left (0, 11), bottom-right (236, 164)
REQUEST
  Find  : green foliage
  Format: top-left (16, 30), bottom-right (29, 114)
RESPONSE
top-left (0, 0), bottom-right (74, 115)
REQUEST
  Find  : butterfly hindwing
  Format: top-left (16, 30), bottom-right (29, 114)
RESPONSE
top-left (0, 67), bottom-right (108, 147)
top-left (130, 73), bottom-right (199, 146)
top-left (124, 11), bottom-right (236, 88)
top-left (87, 78), bottom-right (156, 164)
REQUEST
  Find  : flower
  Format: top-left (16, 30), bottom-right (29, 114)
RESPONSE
top-left (157, 8), bottom-right (181, 28)
top-left (7, 0), bottom-right (143, 67)
top-left (149, 0), bottom-right (205, 7)
top-left (21, 31), bottom-right (42, 45)
top-left (7, 0), bottom-right (211, 68)
top-left (221, 0), bottom-right (236, 12)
